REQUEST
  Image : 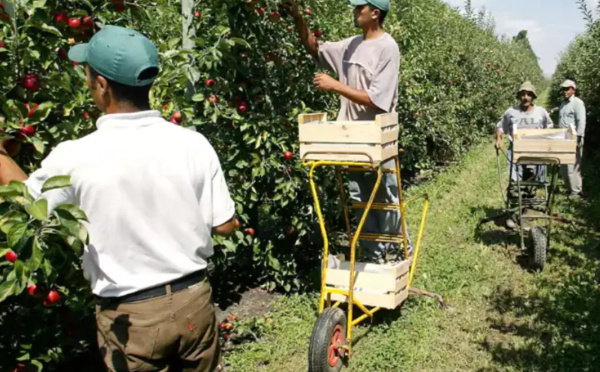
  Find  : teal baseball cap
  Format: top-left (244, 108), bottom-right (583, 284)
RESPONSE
top-left (349, 0), bottom-right (390, 12)
top-left (68, 25), bottom-right (159, 87)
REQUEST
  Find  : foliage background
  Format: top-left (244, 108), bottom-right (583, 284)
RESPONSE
top-left (0, 0), bottom-right (542, 369)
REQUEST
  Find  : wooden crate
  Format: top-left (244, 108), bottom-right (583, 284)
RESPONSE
top-left (513, 128), bottom-right (577, 165)
top-left (325, 260), bottom-right (410, 310)
top-left (299, 112), bottom-right (399, 164)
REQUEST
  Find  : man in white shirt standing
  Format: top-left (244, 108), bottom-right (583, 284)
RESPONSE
top-left (558, 79), bottom-right (586, 198)
top-left (284, 0), bottom-right (403, 262)
top-left (0, 25), bottom-right (234, 372)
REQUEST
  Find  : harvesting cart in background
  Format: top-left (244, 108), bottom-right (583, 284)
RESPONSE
top-left (299, 112), bottom-right (431, 372)
top-left (495, 128), bottom-right (577, 271)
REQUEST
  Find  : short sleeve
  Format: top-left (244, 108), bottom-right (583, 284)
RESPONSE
top-left (208, 147), bottom-right (235, 227)
top-left (497, 111), bottom-right (509, 134)
top-left (318, 39), bottom-right (347, 76)
top-left (366, 46), bottom-right (400, 112)
top-left (24, 144), bottom-right (75, 215)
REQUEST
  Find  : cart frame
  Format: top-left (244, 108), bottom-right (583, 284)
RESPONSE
top-left (303, 152), bottom-right (429, 358)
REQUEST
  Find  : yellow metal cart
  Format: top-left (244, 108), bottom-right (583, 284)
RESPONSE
top-left (299, 113), bottom-right (430, 372)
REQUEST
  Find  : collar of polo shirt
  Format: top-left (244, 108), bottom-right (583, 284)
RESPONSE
top-left (96, 110), bottom-right (163, 129)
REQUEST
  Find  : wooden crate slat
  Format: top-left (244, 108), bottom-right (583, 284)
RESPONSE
top-left (326, 269), bottom-right (395, 292)
top-left (299, 124), bottom-right (395, 144)
top-left (513, 140), bottom-right (577, 153)
top-left (301, 144), bottom-right (385, 163)
top-left (298, 113), bottom-right (328, 125)
top-left (513, 152), bottom-right (576, 164)
top-left (376, 112), bottom-right (399, 128)
top-left (513, 128), bottom-right (570, 139)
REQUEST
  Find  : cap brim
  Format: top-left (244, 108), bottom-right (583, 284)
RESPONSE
top-left (349, 0), bottom-right (369, 6)
top-left (68, 44), bottom-right (89, 63)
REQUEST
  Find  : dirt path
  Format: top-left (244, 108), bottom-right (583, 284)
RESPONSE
top-left (224, 141), bottom-right (600, 371)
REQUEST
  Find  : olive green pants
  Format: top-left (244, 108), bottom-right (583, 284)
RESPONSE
top-left (96, 279), bottom-right (223, 372)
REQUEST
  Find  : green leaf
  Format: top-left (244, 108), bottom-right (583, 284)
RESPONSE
top-left (0, 280), bottom-right (17, 303)
top-left (26, 199), bottom-right (48, 221)
top-left (41, 175), bottom-right (71, 193)
top-left (8, 181), bottom-right (27, 196)
top-left (55, 204), bottom-right (88, 221)
top-left (8, 222), bottom-right (27, 248)
top-left (230, 37), bottom-right (251, 48)
top-left (0, 185), bottom-right (20, 198)
top-left (27, 237), bottom-right (44, 272)
top-left (31, 136), bottom-right (46, 155)
top-left (192, 93), bottom-right (205, 102)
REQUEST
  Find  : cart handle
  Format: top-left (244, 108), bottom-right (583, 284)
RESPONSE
top-left (401, 193), bottom-right (430, 288)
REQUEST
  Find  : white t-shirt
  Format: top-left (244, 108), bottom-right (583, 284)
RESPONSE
top-left (25, 110), bottom-right (235, 297)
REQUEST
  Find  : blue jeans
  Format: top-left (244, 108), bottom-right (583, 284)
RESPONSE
top-left (347, 159), bottom-right (409, 261)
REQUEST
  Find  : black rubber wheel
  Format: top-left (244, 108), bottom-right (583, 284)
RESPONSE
top-left (529, 226), bottom-right (547, 271)
top-left (308, 307), bottom-right (347, 372)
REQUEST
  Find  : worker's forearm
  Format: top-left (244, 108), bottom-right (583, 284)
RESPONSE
top-left (333, 82), bottom-right (376, 109)
top-left (293, 14), bottom-right (318, 58)
top-left (0, 153), bottom-right (28, 185)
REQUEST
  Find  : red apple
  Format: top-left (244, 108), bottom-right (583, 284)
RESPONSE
top-left (5, 250), bottom-right (17, 263)
top-left (208, 94), bottom-right (219, 104)
top-left (170, 118), bottom-right (179, 125)
top-left (72, 61), bottom-right (79, 67)
top-left (82, 16), bottom-right (93, 29)
top-left (259, 7), bottom-right (265, 14)
top-left (314, 29), bottom-right (322, 38)
top-left (206, 79), bottom-right (216, 88)
top-left (45, 290), bottom-right (61, 305)
top-left (28, 284), bottom-right (39, 296)
top-left (237, 103), bottom-right (248, 115)
top-left (305, 8), bottom-right (312, 15)
top-left (68, 17), bottom-right (81, 29)
top-left (84, 112), bottom-right (89, 119)
top-left (486, 62), bottom-right (491, 67)
top-left (496, 69), bottom-right (501, 74)
top-left (22, 73), bottom-right (40, 92)
top-left (12, 363), bottom-right (27, 372)
top-left (241, 52), bottom-right (249, 58)
top-left (284, 150), bottom-right (292, 160)
top-left (5, 140), bottom-right (21, 157)
top-left (285, 226), bottom-right (295, 236)
top-left (227, 314), bottom-right (238, 322)
top-left (172, 111), bottom-right (182, 122)
top-left (54, 11), bottom-right (68, 24)
top-left (265, 53), bottom-right (273, 61)
top-left (270, 11), bottom-right (280, 20)
top-left (163, 104), bottom-right (168, 110)
top-left (58, 48), bottom-right (68, 60)
top-left (0, 41), bottom-right (4, 48)
top-left (245, 228), bottom-right (255, 236)
top-left (194, 11), bottom-right (201, 17)
top-left (19, 123), bottom-right (36, 137)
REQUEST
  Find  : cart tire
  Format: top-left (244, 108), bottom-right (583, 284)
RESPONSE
top-left (529, 226), bottom-right (547, 271)
top-left (308, 307), bottom-right (347, 372)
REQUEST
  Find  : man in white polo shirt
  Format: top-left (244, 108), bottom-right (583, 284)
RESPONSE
top-left (0, 25), bottom-right (233, 371)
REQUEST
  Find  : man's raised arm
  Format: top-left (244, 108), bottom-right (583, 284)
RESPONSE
top-left (281, 0), bottom-right (319, 58)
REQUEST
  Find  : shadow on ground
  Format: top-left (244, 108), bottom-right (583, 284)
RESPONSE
top-left (476, 161), bottom-right (600, 371)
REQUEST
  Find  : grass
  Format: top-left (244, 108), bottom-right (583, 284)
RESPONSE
top-left (224, 139), bottom-right (600, 372)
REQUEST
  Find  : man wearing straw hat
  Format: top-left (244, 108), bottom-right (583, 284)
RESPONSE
top-left (558, 79), bottom-right (586, 198)
top-left (495, 81), bottom-right (553, 228)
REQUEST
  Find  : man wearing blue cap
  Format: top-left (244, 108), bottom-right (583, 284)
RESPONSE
top-left (283, 0), bottom-right (403, 262)
top-left (0, 25), bottom-right (233, 371)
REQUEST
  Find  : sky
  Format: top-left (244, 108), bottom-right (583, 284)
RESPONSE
top-left (443, 0), bottom-right (597, 77)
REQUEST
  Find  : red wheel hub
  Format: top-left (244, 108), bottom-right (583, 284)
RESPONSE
top-left (328, 325), bottom-right (344, 366)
